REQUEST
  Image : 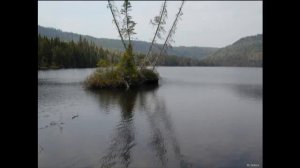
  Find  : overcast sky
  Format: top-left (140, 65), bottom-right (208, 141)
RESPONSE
top-left (38, 1), bottom-right (262, 48)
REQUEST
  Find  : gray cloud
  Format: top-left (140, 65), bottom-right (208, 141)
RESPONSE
top-left (38, 1), bottom-right (262, 48)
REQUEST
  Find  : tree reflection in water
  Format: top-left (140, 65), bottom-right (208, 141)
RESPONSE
top-left (141, 89), bottom-right (192, 168)
top-left (91, 88), bottom-right (139, 168)
top-left (88, 85), bottom-right (191, 168)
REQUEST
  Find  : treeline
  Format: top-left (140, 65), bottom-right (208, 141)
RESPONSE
top-left (38, 25), bottom-right (219, 59)
top-left (155, 55), bottom-right (203, 66)
top-left (38, 34), bottom-right (112, 69)
top-left (38, 35), bottom-right (204, 69)
top-left (200, 34), bottom-right (262, 67)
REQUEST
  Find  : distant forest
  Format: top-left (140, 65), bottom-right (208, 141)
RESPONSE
top-left (201, 34), bottom-right (263, 67)
top-left (38, 35), bottom-right (204, 69)
top-left (38, 25), bottom-right (262, 68)
top-left (38, 25), bottom-right (219, 60)
top-left (39, 35), bottom-right (105, 68)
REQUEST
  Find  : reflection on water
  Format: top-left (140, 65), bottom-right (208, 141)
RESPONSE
top-left (87, 85), bottom-right (192, 168)
top-left (38, 67), bottom-right (262, 168)
top-left (89, 88), bottom-right (140, 168)
top-left (142, 91), bottom-right (192, 168)
top-left (231, 84), bottom-right (262, 100)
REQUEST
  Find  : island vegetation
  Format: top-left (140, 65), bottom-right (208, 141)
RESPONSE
top-left (83, 0), bottom-right (185, 89)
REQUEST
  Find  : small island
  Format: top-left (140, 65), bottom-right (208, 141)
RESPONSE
top-left (85, 44), bottom-right (159, 89)
top-left (85, 0), bottom-right (183, 90)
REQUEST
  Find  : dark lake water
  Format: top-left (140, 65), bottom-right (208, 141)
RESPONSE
top-left (38, 67), bottom-right (262, 168)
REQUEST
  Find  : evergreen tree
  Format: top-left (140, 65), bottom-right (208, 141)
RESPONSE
top-left (38, 34), bottom-right (112, 69)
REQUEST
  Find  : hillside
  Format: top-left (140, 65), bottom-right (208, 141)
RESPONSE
top-left (200, 34), bottom-right (262, 67)
top-left (38, 25), bottom-right (218, 60)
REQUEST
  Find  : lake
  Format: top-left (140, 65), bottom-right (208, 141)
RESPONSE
top-left (38, 67), bottom-right (262, 168)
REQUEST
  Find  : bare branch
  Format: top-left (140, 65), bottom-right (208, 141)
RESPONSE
top-left (107, 0), bottom-right (127, 50)
top-left (140, 0), bottom-right (167, 69)
top-left (152, 0), bottom-right (185, 70)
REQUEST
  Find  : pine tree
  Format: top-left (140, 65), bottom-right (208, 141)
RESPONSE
top-left (120, 0), bottom-right (136, 45)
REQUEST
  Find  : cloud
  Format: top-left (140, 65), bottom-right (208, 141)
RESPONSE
top-left (38, 1), bottom-right (262, 48)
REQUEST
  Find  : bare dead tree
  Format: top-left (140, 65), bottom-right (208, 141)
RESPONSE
top-left (107, 0), bottom-right (127, 50)
top-left (152, 0), bottom-right (185, 70)
top-left (139, 0), bottom-right (168, 70)
top-left (107, 0), bottom-right (184, 72)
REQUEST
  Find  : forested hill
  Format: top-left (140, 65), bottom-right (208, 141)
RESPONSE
top-left (200, 34), bottom-right (262, 67)
top-left (38, 25), bottom-right (219, 60)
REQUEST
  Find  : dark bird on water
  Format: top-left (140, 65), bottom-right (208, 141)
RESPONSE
top-left (72, 115), bottom-right (79, 119)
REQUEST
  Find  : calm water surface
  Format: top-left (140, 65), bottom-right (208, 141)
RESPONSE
top-left (38, 67), bottom-right (262, 168)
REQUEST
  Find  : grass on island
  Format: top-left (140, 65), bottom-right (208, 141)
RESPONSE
top-left (84, 44), bottom-right (159, 90)
top-left (84, 68), bottom-right (159, 89)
